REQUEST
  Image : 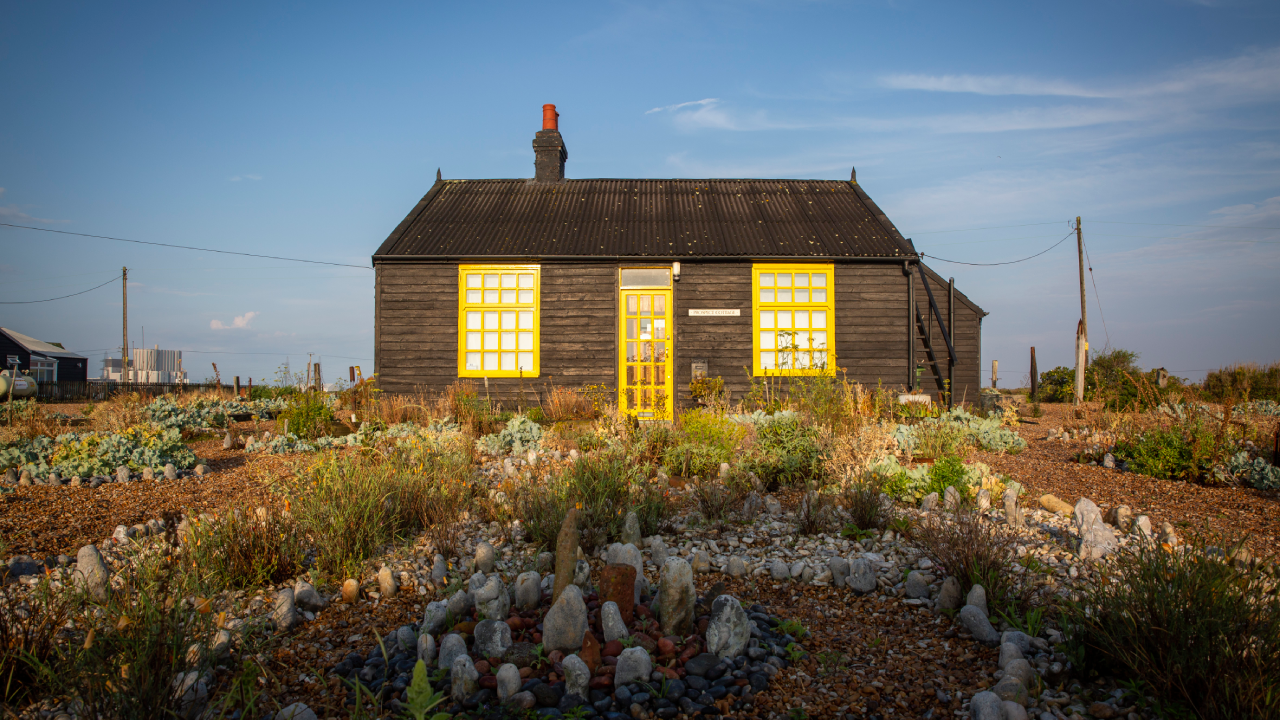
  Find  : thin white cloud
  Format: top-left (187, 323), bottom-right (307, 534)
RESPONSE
top-left (646, 98), bottom-right (719, 114)
top-left (228, 174), bottom-right (263, 182)
top-left (880, 74), bottom-right (1107, 98)
top-left (210, 311), bottom-right (259, 330)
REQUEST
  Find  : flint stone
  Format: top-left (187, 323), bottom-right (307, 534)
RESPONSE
top-left (1160, 521), bottom-right (1179, 546)
top-left (273, 589), bottom-right (301, 632)
top-left (496, 662), bottom-right (521, 702)
top-left (1001, 630), bottom-right (1032, 654)
top-left (998, 642), bottom-right (1024, 670)
top-left (451, 655), bottom-right (480, 702)
top-left (475, 541), bottom-right (496, 573)
top-left (691, 550), bottom-right (711, 574)
top-left (543, 584), bottom-right (588, 652)
top-left (1039, 494), bottom-right (1074, 516)
top-left (447, 589), bottom-right (474, 620)
top-left (573, 559), bottom-right (591, 589)
top-left (605, 543), bottom-right (645, 604)
top-left (438, 633), bottom-right (467, 670)
top-left (991, 673), bottom-right (1028, 704)
top-left (223, 432), bottom-right (234, 450)
top-left (562, 653), bottom-right (590, 699)
top-left (959, 604), bottom-right (1000, 645)
top-left (474, 619), bottom-right (513, 658)
top-left (536, 551), bottom-right (554, 572)
top-left (764, 495), bottom-right (782, 514)
top-left (966, 584), bottom-right (989, 616)
top-left (655, 558), bottom-right (696, 636)
top-left (341, 578), bottom-right (359, 603)
top-left (377, 566), bottom-right (398, 599)
top-left (976, 488), bottom-right (991, 511)
top-left (164, 464), bottom-right (178, 480)
top-left (396, 625), bottom-right (416, 653)
top-left (1102, 452), bottom-right (1116, 469)
top-left (727, 556), bottom-right (748, 578)
top-left (920, 492), bottom-right (939, 512)
top-left (142, 468), bottom-right (154, 482)
top-left (1134, 515), bottom-right (1153, 538)
top-left (7, 555), bottom-right (40, 578)
top-left (1003, 488), bottom-right (1021, 526)
top-left (508, 690), bottom-right (536, 709)
top-left (418, 632), bottom-right (437, 663)
top-left (969, 691), bottom-right (1005, 720)
top-left (1073, 497), bottom-right (1118, 560)
top-left (515, 571), bottom-right (542, 610)
top-left (275, 703), bottom-right (317, 720)
top-left (827, 557), bottom-right (850, 587)
top-left (741, 491), bottom-right (763, 517)
top-left (705, 595), bottom-right (750, 659)
top-left (602, 600), bottom-right (629, 642)
top-left (769, 559), bottom-right (790, 581)
top-left (1003, 701), bottom-right (1030, 720)
top-left (475, 576), bottom-right (510, 620)
top-left (3, 468), bottom-right (15, 484)
top-left (614, 647), bottom-right (652, 685)
top-left (621, 511), bottom-right (642, 546)
top-left (293, 580), bottom-right (328, 611)
top-left (847, 557), bottom-right (877, 594)
top-left (904, 571), bottom-right (930, 599)
top-left (943, 485), bottom-right (961, 510)
top-left (431, 554), bottom-right (448, 582)
top-left (423, 601), bottom-right (449, 635)
top-left (937, 576), bottom-right (963, 611)
top-left (1003, 658), bottom-right (1035, 687)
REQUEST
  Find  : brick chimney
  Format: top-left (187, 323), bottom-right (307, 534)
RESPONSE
top-left (533, 104), bottom-right (568, 183)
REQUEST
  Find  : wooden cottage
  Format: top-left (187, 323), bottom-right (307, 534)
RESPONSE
top-left (373, 105), bottom-right (985, 418)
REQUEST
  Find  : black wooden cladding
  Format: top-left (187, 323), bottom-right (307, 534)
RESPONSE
top-left (373, 180), bottom-right (917, 261)
top-left (375, 259), bottom-right (983, 406)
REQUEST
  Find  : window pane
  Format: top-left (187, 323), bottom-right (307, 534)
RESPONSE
top-left (655, 319), bottom-right (666, 340)
top-left (778, 312), bottom-right (793, 329)
top-left (654, 295), bottom-right (665, 315)
top-left (654, 342), bottom-right (666, 361)
top-left (812, 311), bottom-right (827, 328)
top-left (760, 311), bottom-right (775, 328)
top-left (518, 274), bottom-right (534, 288)
top-left (518, 311), bottom-right (533, 329)
top-left (466, 274), bottom-right (483, 288)
top-left (639, 343), bottom-right (650, 362)
top-left (811, 273), bottom-right (827, 287)
top-left (627, 295), bottom-right (637, 315)
top-left (466, 289), bottom-right (482, 303)
top-left (795, 312), bottom-right (809, 329)
top-left (483, 353), bottom-right (499, 370)
top-left (812, 331), bottom-right (827, 349)
top-left (484, 332), bottom-right (499, 350)
top-left (518, 352), bottom-right (534, 371)
top-left (639, 318), bottom-right (652, 339)
top-left (795, 289), bottom-right (810, 303)
top-left (759, 273), bottom-right (775, 287)
top-left (518, 289), bottom-right (534, 304)
top-left (501, 353), bottom-right (516, 371)
top-left (761, 351), bottom-right (776, 369)
top-left (778, 289), bottom-right (792, 303)
top-left (620, 268), bottom-right (671, 288)
top-left (518, 332), bottom-right (533, 350)
top-left (778, 273), bottom-right (792, 287)
top-left (501, 273), bottom-right (517, 288)
top-left (626, 365), bottom-right (636, 385)
top-left (484, 274), bottom-right (500, 288)
top-left (640, 365), bottom-right (650, 386)
top-left (795, 330), bottom-right (811, 348)
top-left (626, 389), bottom-right (634, 407)
top-left (626, 342), bottom-right (637, 362)
top-left (501, 332), bottom-right (516, 350)
top-left (466, 332), bottom-right (482, 350)
top-left (501, 311), bottom-right (516, 330)
top-left (465, 352), bottom-right (482, 370)
top-left (812, 289), bottom-right (827, 302)
top-left (760, 288), bottom-right (775, 303)
top-left (639, 295), bottom-right (650, 315)
top-left (626, 319), bottom-right (636, 340)
top-left (796, 353), bottom-right (811, 369)
top-left (760, 331), bottom-right (775, 350)
top-left (484, 311), bottom-right (499, 329)
top-left (484, 289), bottom-right (500, 304)
top-left (466, 311), bottom-right (482, 329)
top-left (795, 273), bottom-right (809, 287)
top-left (655, 363), bottom-right (665, 383)
top-left (501, 289), bottom-right (517, 304)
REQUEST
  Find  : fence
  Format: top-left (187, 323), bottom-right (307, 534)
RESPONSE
top-left (31, 381), bottom-right (233, 402)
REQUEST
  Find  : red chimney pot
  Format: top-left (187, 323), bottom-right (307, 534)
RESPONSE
top-left (542, 104), bottom-right (559, 131)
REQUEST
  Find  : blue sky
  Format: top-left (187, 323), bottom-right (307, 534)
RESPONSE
top-left (1, 1), bottom-right (1277, 386)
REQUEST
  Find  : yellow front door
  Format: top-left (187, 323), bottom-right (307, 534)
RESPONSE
top-left (619, 289), bottom-right (674, 420)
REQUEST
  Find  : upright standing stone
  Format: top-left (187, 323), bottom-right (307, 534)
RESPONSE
top-left (827, 557), bottom-right (850, 588)
top-left (605, 543), bottom-right (645, 605)
top-left (514, 571), bottom-right (542, 610)
top-left (705, 595), bottom-right (750, 659)
top-left (475, 541), bottom-right (496, 573)
top-left (966, 584), bottom-right (989, 616)
top-left (418, 633), bottom-right (437, 664)
top-left (976, 488), bottom-right (991, 511)
top-left (377, 566), bottom-right (397, 599)
top-left (847, 557), bottom-right (877, 594)
top-left (943, 485), bottom-right (961, 510)
top-left (573, 559), bottom-right (591, 589)
top-left (562, 653), bottom-right (590, 699)
top-left (553, 509), bottom-right (580, 605)
top-left (438, 633), bottom-right (467, 670)
top-left (475, 575), bottom-right (510, 620)
top-left (600, 563), bottom-right (636, 624)
top-left (450, 655), bottom-right (479, 702)
top-left (73, 544), bottom-right (111, 602)
top-left (727, 556), bottom-right (748, 578)
top-left (273, 589), bottom-right (300, 632)
top-left (3, 468), bottom-right (16, 484)
top-left (474, 619), bottom-right (513, 658)
top-left (614, 647), bottom-right (652, 685)
top-left (431, 554), bottom-right (448, 582)
top-left (496, 663), bottom-right (521, 702)
top-left (601, 600), bottom-right (629, 642)
top-left (936, 576), bottom-right (963, 611)
top-left (542, 584), bottom-right (588, 652)
top-left (1003, 488), bottom-right (1021, 527)
top-left (142, 467), bottom-right (155, 482)
top-left (655, 558), bottom-right (696, 636)
top-left (1073, 497), bottom-right (1118, 560)
top-left (163, 463), bottom-right (178, 480)
top-left (920, 492), bottom-right (939, 512)
top-left (621, 511), bottom-right (641, 546)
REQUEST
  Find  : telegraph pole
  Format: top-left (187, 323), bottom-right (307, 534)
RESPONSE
top-left (1074, 218), bottom-right (1087, 404)
top-left (122, 266), bottom-right (129, 383)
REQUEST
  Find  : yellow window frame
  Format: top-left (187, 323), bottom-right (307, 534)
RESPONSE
top-left (752, 263), bottom-right (836, 376)
top-left (457, 264), bottom-right (541, 378)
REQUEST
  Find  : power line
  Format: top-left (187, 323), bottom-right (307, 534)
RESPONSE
top-left (919, 230), bottom-right (1075, 266)
top-left (1090, 232), bottom-right (1279, 244)
top-left (0, 273), bottom-right (120, 304)
top-left (0, 223), bottom-right (373, 270)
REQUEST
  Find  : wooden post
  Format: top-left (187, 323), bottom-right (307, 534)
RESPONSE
top-left (1030, 347), bottom-right (1039, 399)
top-left (314, 362), bottom-right (322, 391)
top-left (349, 366), bottom-right (356, 384)
top-left (1075, 216), bottom-right (1087, 404)
top-left (234, 376), bottom-right (241, 398)
top-left (948, 277), bottom-right (955, 409)
top-left (247, 376), bottom-right (252, 398)
top-left (992, 360), bottom-right (998, 389)
top-left (121, 266), bottom-right (129, 384)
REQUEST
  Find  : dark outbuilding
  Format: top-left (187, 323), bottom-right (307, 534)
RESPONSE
top-left (373, 106), bottom-right (984, 418)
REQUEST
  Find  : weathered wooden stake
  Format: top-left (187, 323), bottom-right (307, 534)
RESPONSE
top-left (1030, 347), bottom-right (1038, 399)
top-left (552, 508), bottom-right (580, 604)
top-left (234, 376), bottom-right (241, 398)
top-left (992, 360), bottom-right (998, 389)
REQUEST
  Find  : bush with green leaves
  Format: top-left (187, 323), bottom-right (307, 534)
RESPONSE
top-left (744, 415), bottom-right (824, 486)
top-left (143, 396), bottom-right (291, 430)
top-left (17, 427), bottom-right (202, 477)
top-left (1218, 450), bottom-right (1280, 490)
top-left (1037, 366), bottom-right (1077, 403)
top-left (1064, 533), bottom-right (1280, 720)
top-left (661, 409), bottom-right (745, 477)
top-left (0, 435), bottom-right (55, 474)
top-left (892, 408), bottom-right (1026, 455)
top-left (1202, 361), bottom-right (1280, 403)
top-left (476, 414), bottom-right (543, 456)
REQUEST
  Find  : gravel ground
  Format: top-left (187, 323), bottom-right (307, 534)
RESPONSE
top-left (976, 403), bottom-right (1280, 560)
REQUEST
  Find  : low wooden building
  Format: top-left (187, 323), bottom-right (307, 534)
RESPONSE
top-left (373, 105), bottom-right (985, 418)
top-left (0, 327), bottom-right (88, 383)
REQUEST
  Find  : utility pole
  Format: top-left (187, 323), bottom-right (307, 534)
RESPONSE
top-left (122, 266), bottom-right (129, 384)
top-left (1074, 217), bottom-right (1087, 405)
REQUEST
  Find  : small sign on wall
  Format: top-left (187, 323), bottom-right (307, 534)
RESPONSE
top-left (688, 309), bottom-right (741, 317)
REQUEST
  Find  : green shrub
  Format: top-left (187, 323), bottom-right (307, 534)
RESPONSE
top-left (892, 408), bottom-right (1026, 456)
top-left (1037, 366), bottom-right (1076, 403)
top-left (1202, 361), bottom-right (1280, 403)
top-left (185, 507), bottom-right (306, 591)
top-left (476, 414), bottom-right (543, 456)
top-left (1064, 533), bottom-right (1280, 720)
top-left (46, 426), bottom-right (200, 477)
top-left (662, 442), bottom-right (731, 479)
top-left (1113, 429), bottom-right (1196, 481)
top-left (0, 576), bottom-right (72, 705)
top-left (278, 391), bottom-right (335, 441)
top-left (679, 409), bottom-right (747, 453)
top-left (840, 475), bottom-right (890, 532)
top-left (925, 455), bottom-right (971, 498)
top-left (745, 416), bottom-right (824, 487)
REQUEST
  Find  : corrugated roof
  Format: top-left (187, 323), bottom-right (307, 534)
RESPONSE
top-left (374, 179), bottom-right (918, 260)
top-left (0, 327), bottom-right (85, 359)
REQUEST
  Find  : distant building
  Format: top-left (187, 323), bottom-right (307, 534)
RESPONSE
top-left (101, 346), bottom-right (188, 383)
top-left (0, 327), bottom-right (88, 383)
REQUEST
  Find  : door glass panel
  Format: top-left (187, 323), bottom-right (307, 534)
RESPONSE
top-left (639, 319), bottom-right (652, 339)
top-left (620, 268), bottom-right (671, 288)
top-left (640, 366), bottom-right (650, 386)
top-left (655, 342), bottom-right (666, 361)
top-left (626, 342), bottom-right (637, 362)
top-left (639, 295), bottom-right (651, 315)
top-left (655, 319), bottom-right (666, 340)
top-left (627, 296), bottom-right (637, 315)
top-left (518, 353), bottom-right (533, 371)
top-left (654, 295), bottom-right (665, 315)
top-left (626, 319), bottom-right (636, 340)
top-left (760, 288), bottom-right (775, 302)
top-left (760, 311), bottom-right (775, 329)
top-left (812, 311), bottom-right (826, 328)
top-left (655, 364), bottom-right (664, 383)
top-left (627, 366), bottom-right (636, 385)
